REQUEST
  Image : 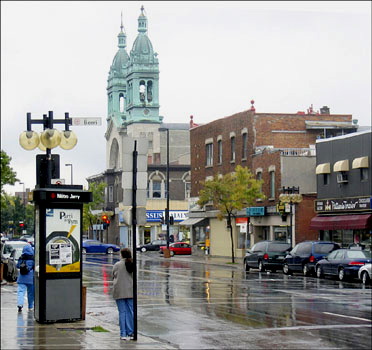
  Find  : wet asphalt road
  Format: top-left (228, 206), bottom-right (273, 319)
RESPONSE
top-left (83, 252), bottom-right (372, 349)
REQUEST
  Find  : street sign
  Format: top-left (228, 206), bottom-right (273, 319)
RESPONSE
top-left (51, 179), bottom-right (65, 185)
top-left (72, 117), bottom-right (102, 126)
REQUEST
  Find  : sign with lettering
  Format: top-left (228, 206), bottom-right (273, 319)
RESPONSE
top-left (146, 210), bottom-right (188, 222)
top-left (246, 207), bottom-right (266, 216)
top-left (315, 196), bottom-right (372, 213)
top-left (72, 117), bottom-right (102, 126)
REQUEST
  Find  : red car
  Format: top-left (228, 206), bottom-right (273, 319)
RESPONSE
top-left (160, 242), bottom-right (192, 256)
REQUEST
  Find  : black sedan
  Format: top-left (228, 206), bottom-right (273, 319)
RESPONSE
top-left (244, 241), bottom-right (291, 272)
top-left (315, 249), bottom-right (372, 281)
top-left (137, 239), bottom-right (167, 252)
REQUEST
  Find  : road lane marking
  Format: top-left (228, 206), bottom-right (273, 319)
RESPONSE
top-left (323, 312), bottom-right (371, 322)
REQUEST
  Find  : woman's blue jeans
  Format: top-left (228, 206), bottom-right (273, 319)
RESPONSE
top-left (17, 283), bottom-right (34, 309)
top-left (115, 298), bottom-right (134, 337)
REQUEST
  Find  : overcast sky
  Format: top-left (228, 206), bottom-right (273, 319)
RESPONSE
top-left (1, 1), bottom-right (371, 195)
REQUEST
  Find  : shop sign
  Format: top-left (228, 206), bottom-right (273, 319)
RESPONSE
top-left (246, 207), bottom-right (266, 216)
top-left (315, 196), bottom-right (372, 213)
top-left (146, 210), bottom-right (188, 222)
top-left (236, 217), bottom-right (248, 224)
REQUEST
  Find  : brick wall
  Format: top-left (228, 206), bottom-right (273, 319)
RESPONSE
top-left (295, 193), bottom-right (318, 243)
top-left (190, 111), bottom-right (352, 197)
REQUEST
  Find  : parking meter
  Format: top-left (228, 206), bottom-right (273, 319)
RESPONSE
top-left (32, 186), bottom-right (92, 323)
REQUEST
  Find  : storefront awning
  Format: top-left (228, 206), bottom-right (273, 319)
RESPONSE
top-left (316, 163), bottom-right (331, 174)
top-left (352, 156), bottom-right (369, 169)
top-left (309, 214), bottom-right (372, 230)
top-left (333, 160), bottom-right (349, 172)
top-left (179, 218), bottom-right (205, 226)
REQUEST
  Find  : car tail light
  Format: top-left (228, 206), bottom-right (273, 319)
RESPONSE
top-left (349, 261), bottom-right (365, 266)
top-left (264, 253), bottom-right (268, 260)
top-left (309, 256), bottom-right (315, 263)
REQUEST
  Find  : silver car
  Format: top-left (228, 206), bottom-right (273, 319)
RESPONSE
top-left (358, 263), bottom-right (371, 285)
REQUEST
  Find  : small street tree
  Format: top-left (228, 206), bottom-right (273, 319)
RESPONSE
top-left (1, 150), bottom-right (19, 209)
top-left (197, 165), bottom-right (265, 263)
top-left (83, 181), bottom-right (107, 238)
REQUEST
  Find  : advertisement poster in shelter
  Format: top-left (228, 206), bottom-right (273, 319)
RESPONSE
top-left (45, 208), bottom-right (81, 273)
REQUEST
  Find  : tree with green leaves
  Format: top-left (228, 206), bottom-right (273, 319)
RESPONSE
top-left (83, 181), bottom-right (107, 237)
top-left (1, 150), bottom-right (19, 209)
top-left (197, 165), bottom-right (265, 263)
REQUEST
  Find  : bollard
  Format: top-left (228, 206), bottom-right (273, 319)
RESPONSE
top-left (82, 286), bottom-right (87, 320)
top-left (163, 248), bottom-right (171, 258)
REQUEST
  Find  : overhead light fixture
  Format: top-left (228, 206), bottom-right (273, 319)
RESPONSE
top-left (19, 131), bottom-right (40, 150)
top-left (40, 129), bottom-right (61, 149)
top-left (60, 130), bottom-right (78, 150)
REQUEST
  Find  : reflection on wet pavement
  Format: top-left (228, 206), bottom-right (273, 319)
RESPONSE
top-left (81, 252), bottom-right (371, 349)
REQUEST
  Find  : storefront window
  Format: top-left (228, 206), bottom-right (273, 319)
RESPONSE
top-left (238, 228), bottom-right (245, 249)
top-left (274, 227), bottom-right (287, 242)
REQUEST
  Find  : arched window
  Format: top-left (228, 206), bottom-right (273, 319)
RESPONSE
top-left (119, 93), bottom-right (125, 113)
top-left (109, 138), bottom-right (120, 169)
top-left (148, 171), bottom-right (166, 198)
top-left (139, 81), bottom-right (146, 102)
top-left (147, 81), bottom-right (153, 102)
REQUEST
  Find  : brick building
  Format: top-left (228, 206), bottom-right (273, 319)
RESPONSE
top-left (188, 104), bottom-right (358, 257)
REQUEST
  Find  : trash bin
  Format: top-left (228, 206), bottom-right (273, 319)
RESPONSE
top-left (82, 286), bottom-right (87, 320)
top-left (163, 248), bottom-right (171, 258)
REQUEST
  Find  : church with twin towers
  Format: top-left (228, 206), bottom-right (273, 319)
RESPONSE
top-left (88, 6), bottom-right (192, 247)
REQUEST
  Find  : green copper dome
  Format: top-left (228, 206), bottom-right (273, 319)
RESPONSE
top-left (130, 6), bottom-right (157, 64)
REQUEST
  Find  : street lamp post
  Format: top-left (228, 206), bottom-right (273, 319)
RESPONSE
top-left (19, 182), bottom-right (26, 230)
top-left (279, 186), bottom-right (302, 247)
top-left (65, 163), bottom-right (73, 184)
top-left (158, 127), bottom-right (170, 250)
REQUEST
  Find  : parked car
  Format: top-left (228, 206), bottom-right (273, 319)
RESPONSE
top-left (137, 240), bottom-right (167, 252)
top-left (1, 240), bottom-right (28, 259)
top-left (358, 263), bottom-right (371, 285)
top-left (82, 240), bottom-right (120, 254)
top-left (244, 241), bottom-right (291, 272)
top-left (1, 240), bottom-right (28, 282)
top-left (20, 235), bottom-right (34, 246)
top-left (283, 241), bottom-right (340, 276)
top-left (160, 242), bottom-right (192, 256)
top-left (316, 249), bottom-right (372, 281)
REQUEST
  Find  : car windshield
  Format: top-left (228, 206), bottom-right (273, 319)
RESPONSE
top-left (347, 250), bottom-right (372, 259)
top-left (269, 243), bottom-right (291, 252)
top-left (314, 244), bottom-right (336, 254)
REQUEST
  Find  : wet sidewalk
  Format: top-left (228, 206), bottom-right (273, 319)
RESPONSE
top-left (1, 280), bottom-right (176, 349)
top-left (1, 253), bottom-right (242, 349)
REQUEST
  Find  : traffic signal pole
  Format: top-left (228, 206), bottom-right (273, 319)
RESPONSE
top-left (132, 140), bottom-right (138, 341)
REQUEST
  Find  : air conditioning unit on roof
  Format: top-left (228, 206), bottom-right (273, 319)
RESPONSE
top-left (337, 172), bottom-right (348, 183)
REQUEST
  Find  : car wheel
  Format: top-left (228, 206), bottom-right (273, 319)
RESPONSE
top-left (316, 265), bottom-right (323, 278)
top-left (361, 271), bottom-right (370, 285)
top-left (107, 248), bottom-right (114, 254)
top-left (338, 267), bottom-right (345, 281)
top-left (283, 263), bottom-right (291, 275)
top-left (82, 248), bottom-right (87, 254)
top-left (258, 260), bottom-right (265, 272)
top-left (245, 261), bottom-right (250, 272)
top-left (170, 251), bottom-right (175, 257)
top-left (141, 247), bottom-right (146, 253)
top-left (303, 264), bottom-right (310, 276)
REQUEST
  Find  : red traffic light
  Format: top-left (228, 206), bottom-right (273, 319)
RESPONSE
top-left (102, 214), bottom-right (108, 221)
top-left (105, 219), bottom-right (110, 224)
top-left (19, 222), bottom-right (24, 227)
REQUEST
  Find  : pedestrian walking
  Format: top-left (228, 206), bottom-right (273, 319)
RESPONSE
top-left (16, 244), bottom-right (34, 312)
top-left (112, 247), bottom-right (134, 340)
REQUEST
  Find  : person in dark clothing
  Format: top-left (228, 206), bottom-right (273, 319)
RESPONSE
top-left (16, 244), bottom-right (35, 312)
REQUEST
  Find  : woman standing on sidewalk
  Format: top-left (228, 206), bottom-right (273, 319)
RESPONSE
top-left (16, 244), bottom-right (34, 312)
top-left (112, 248), bottom-right (134, 340)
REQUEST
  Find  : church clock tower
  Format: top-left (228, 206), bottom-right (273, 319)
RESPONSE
top-left (125, 6), bottom-right (162, 125)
